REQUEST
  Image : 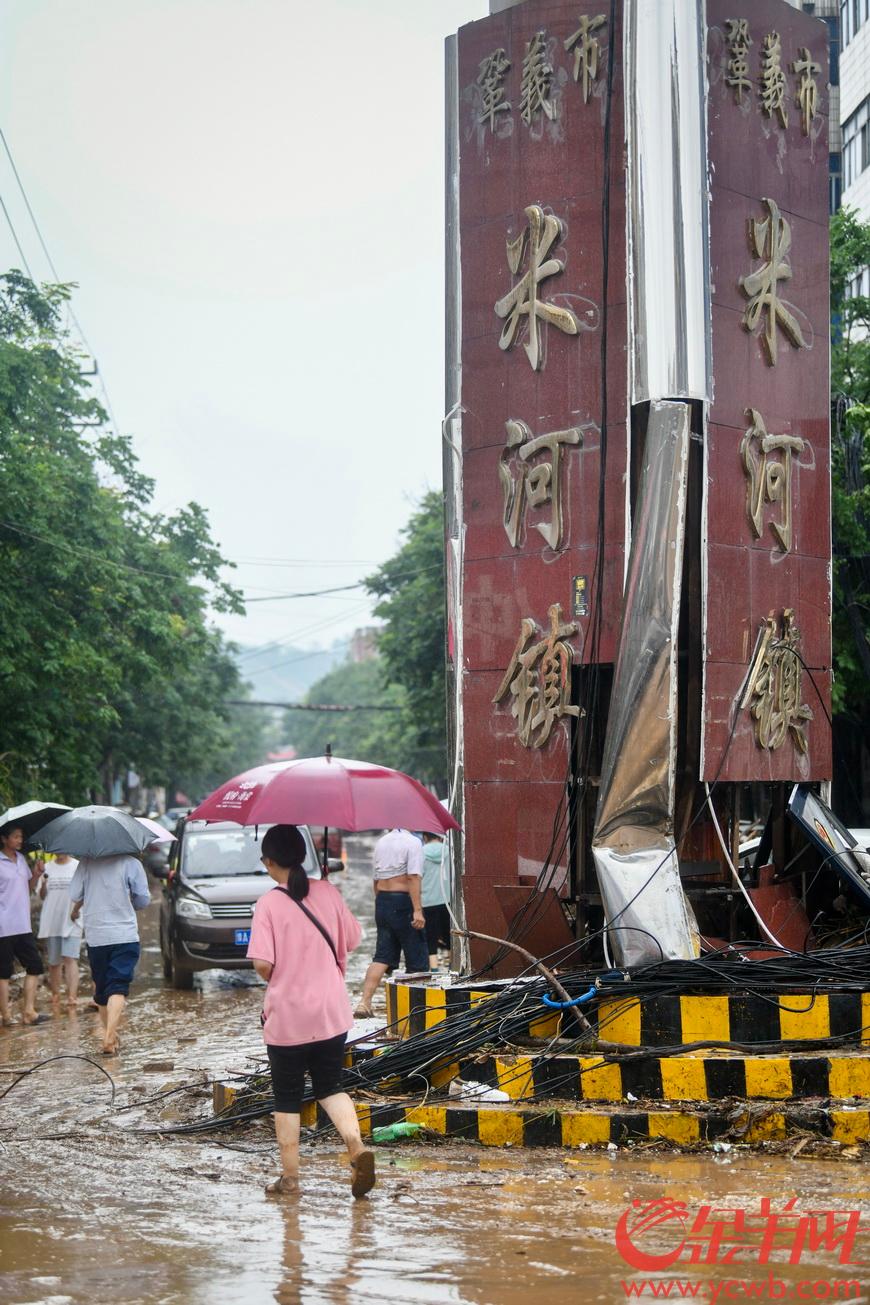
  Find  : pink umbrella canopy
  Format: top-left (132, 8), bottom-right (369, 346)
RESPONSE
top-left (189, 754), bottom-right (460, 835)
top-left (135, 817), bottom-right (176, 845)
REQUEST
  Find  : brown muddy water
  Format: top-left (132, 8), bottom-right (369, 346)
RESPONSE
top-left (1, 838), bottom-right (868, 1304)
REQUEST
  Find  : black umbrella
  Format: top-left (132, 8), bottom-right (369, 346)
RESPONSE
top-left (30, 805), bottom-right (155, 858)
top-left (0, 801), bottom-right (71, 840)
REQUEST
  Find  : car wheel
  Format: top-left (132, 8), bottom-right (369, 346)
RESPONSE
top-left (159, 927), bottom-right (172, 980)
top-left (170, 953), bottom-right (194, 990)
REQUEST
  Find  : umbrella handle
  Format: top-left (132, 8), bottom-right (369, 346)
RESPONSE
top-left (323, 826), bottom-right (328, 875)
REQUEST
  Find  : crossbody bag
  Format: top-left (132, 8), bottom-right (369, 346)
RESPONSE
top-left (274, 885), bottom-right (341, 969)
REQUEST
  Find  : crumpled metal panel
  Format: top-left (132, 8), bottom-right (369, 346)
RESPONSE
top-left (592, 401), bottom-right (699, 965)
top-left (626, 0), bottom-right (711, 404)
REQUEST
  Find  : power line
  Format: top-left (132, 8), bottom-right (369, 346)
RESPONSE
top-left (0, 189), bottom-right (34, 279)
top-left (226, 699), bottom-right (401, 712)
top-left (243, 562), bottom-right (443, 603)
top-left (0, 126), bottom-right (122, 434)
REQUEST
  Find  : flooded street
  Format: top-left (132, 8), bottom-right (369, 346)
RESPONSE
top-left (1, 839), bottom-right (868, 1304)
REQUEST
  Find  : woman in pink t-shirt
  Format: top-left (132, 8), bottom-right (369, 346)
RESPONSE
top-left (247, 823), bottom-right (375, 1199)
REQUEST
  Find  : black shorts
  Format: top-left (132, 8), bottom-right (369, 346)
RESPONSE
top-left (423, 904), bottom-right (451, 955)
top-left (0, 932), bottom-right (44, 980)
top-left (372, 891), bottom-right (430, 972)
top-left (267, 1032), bottom-right (347, 1114)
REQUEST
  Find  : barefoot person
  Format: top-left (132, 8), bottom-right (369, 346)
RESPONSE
top-left (354, 827), bottom-right (429, 1019)
top-left (247, 824), bottom-right (375, 1200)
top-left (38, 854), bottom-right (83, 1013)
top-left (0, 824), bottom-right (46, 1025)
top-left (68, 852), bottom-right (150, 1055)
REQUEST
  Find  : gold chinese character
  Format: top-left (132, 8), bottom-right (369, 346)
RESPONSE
top-left (740, 408), bottom-right (806, 553)
top-left (495, 205), bottom-right (580, 371)
top-left (520, 31), bottom-right (555, 126)
top-left (792, 47), bottom-right (821, 136)
top-left (499, 419), bottom-right (582, 550)
top-left (760, 31), bottom-right (787, 127)
top-left (493, 603), bottom-right (581, 748)
top-left (477, 48), bottom-right (511, 133)
top-left (739, 197), bottom-right (809, 366)
top-left (725, 18), bottom-right (752, 105)
top-left (564, 14), bottom-right (606, 104)
top-left (741, 610), bottom-right (812, 754)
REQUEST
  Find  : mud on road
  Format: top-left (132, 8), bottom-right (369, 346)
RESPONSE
top-left (1, 839), bottom-right (868, 1304)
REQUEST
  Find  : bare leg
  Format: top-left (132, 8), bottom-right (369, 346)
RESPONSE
top-left (102, 993), bottom-right (125, 1052)
top-left (22, 975), bottom-right (39, 1021)
top-left (319, 1093), bottom-right (375, 1198)
top-left (318, 1092), bottom-right (365, 1160)
top-left (266, 1111), bottom-right (300, 1194)
top-left (48, 963), bottom-right (62, 1011)
top-left (356, 962), bottom-right (388, 1015)
top-left (0, 978), bottom-right (10, 1024)
top-left (63, 958), bottom-right (79, 1007)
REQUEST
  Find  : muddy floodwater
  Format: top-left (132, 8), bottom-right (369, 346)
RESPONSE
top-left (1, 838), bottom-right (868, 1304)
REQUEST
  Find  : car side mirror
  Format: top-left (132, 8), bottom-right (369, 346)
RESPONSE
top-left (326, 858), bottom-right (345, 874)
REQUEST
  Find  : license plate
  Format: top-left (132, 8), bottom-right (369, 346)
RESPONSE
top-left (234, 929), bottom-right (251, 945)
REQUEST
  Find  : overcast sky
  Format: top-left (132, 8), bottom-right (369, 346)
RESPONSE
top-left (0, 0), bottom-right (487, 655)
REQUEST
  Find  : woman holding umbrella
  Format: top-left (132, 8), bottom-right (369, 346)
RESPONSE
top-left (247, 824), bottom-right (376, 1200)
top-left (0, 824), bottom-right (46, 1025)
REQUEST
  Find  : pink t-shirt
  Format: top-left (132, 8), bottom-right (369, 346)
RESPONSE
top-left (247, 879), bottom-right (362, 1047)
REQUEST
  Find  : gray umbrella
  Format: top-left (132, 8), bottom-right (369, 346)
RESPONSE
top-left (31, 805), bottom-right (154, 858)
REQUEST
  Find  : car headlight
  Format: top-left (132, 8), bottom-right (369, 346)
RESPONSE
top-left (176, 895), bottom-right (212, 919)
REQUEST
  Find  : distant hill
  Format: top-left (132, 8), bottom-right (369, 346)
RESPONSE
top-left (234, 639), bottom-right (348, 704)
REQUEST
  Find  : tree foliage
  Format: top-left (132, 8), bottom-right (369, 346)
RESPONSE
top-left (283, 491), bottom-right (448, 786)
top-left (829, 210), bottom-right (870, 723)
top-left (0, 272), bottom-right (264, 805)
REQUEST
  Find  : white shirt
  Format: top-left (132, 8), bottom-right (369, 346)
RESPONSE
top-left (38, 859), bottom-right (83, 940)
top-left (372, 829), bottom-right (424, 882)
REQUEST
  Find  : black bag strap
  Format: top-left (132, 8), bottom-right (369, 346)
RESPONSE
top-left (274, 886), bottom-right (340, 968)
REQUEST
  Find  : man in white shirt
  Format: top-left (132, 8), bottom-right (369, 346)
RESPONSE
top-left (354, 828), bottom-right (428, 1019)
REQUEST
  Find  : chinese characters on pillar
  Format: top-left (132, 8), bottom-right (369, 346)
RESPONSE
top-left (474, 15), bottom-right (609, 132)
top-left (520, 31), bottom-right (555, 125)
top-left (725, 19), bottom-right (752, 105)
top-left (499, 419), bottom-right (583, 549)
top-left (760, 31), bottom-right (788, 128)
top-left (495, 205), bottom-right (581, 371)
top-left (741, 610), bottom-right (813, 754)
top-left (721, 20), bottom-right (821, 135)
top-left (739, 197), bottom-right (809, 366)
top-left (493, 604), bottom-right (581, 748)
top-left (476, 48), bottom-right (511, 133)
top-left (740, 408), bottom-right (807, 553)
top-left (564, 14), bottom-right (606, 104)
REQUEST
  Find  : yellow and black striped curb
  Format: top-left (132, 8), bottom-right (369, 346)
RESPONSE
top-left (211, 1084), bottom-right (870, 1147)
top-left (351, 1099), bottom-right (870, 1148)
top-left (385, 979), bottom-right (870, 1048)
top-left (415, 1049), bottom-right (870, 1103)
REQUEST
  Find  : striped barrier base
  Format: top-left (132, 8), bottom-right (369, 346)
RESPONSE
top-left (384, 978), bottom-right (870, 1048)
top-left (353, 1099), bottom-right (870, 1149)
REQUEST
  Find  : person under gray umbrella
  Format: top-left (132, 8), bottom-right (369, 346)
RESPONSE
top-left (35, 806), bottom-right (152, 1056)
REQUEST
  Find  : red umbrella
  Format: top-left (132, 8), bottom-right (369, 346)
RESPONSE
top-left (189, 753), bottom-right (459, 845)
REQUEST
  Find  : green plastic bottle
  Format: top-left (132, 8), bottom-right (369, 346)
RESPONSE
top-left (371, 1121), bottom-right (423, 1143)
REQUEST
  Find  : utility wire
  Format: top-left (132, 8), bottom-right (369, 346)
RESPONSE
top-left (0, 188), bottom-right (35, 279)
top-left (0, 126), bottom-right (122, 434)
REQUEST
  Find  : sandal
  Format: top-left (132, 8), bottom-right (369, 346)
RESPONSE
top-left (353, 1005), bottom-right (375, 1020)
top-left (265, 1175), bottom-right (299, 1196)
top-left (350, 1149), bottom-right (376, 1199)
top-left (22, 1013), bottom-right (48, 1026)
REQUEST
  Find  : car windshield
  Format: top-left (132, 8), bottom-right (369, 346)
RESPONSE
top-left (181, 826), bottom-right (317, 878)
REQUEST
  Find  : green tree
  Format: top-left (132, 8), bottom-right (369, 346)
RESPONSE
top-left (0, 271), bottom-right (258, 805)
top-left (284, 659), bottom-right (410, 769)
top-left (364, 491), bottom-right (447, 784)
top-left (830, 210), bottom-right (870, 732)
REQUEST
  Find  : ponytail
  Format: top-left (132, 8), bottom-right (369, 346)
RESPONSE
top-left (261, 824), bottom-right (309, 901)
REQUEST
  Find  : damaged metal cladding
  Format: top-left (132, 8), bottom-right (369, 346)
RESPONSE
top-left (592, 0), bottom-right (711, 966)
top-left (625, 0), bottom-right (711, 405)
top-left (592, 402), bottom-right (699, 965)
